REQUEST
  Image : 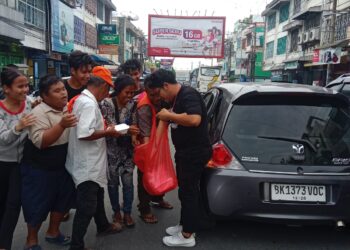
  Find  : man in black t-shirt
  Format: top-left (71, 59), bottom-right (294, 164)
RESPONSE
top-left (64, 51), bottom-right (93, 101)
top-left (119, 59), bottom-right (144, 97)
top-left (149, 69), bottom-right (212, 247)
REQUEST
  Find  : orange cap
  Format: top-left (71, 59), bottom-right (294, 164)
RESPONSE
top-left (91, 66), bottom-right (114, 87)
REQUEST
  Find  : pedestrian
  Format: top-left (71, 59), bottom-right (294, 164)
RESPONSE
top-left (100, 74), bottom-right (140, 228)
top-left (21, 75), bottom-right (77, 250)
top-left (64, 50), bottom-right (93, 101)
top-left (149, 69), bottom-right (212, 247)
top-left (136, 75), bottom-right (173, 224)
top-left (119, 59), bottom-right (144, 96)
top-left (66, 68), bottom-right (122, 250)
top-left (0, 67), bottom-right (36, 250)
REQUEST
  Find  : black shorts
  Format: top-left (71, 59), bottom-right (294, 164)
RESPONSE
top-left (21, 163), bottom-right (76, 227)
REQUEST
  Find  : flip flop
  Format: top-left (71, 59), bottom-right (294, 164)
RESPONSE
top-left (23, 245), bottom-right (42, 250)
top-left (151, 201), bottom-right (174, 209)
top-left (139, 213), bottom-right (158, 224)
top-left (97, 223), bottom-right (123, 236)
top-left (45, 233), bottom-right (71, 246)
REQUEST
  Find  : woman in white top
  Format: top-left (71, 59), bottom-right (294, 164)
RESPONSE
top-left (0, 67), bottom-right (35, 250)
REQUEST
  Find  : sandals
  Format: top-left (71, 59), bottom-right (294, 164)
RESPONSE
top-left (113, 212), bottom-right (123, 224)
top-left (152, 200), bottom-right (174, 209)
top-left (97, 223), bottom-right (123, 236)
top-left (139, 213), bottom-right (158, 224)
top-left (45, 233), bottom-right (71, 246)
top-left (123, 213), bottom-right (135, 228)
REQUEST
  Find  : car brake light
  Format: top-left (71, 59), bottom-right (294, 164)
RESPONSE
top-left (207, 142), bottom-right (245, 170)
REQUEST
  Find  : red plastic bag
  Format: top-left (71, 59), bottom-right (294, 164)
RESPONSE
top-left (142, 121), bottom-right (177, 195)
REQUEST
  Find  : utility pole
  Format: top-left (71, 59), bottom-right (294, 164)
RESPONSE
top-left (250, 22), bottom-right (257, 82)
top-left (326, 0), bottom-right (337, 85)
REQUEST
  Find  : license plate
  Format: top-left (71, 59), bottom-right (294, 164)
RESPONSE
top-left (271, 183), bottom-right (326, 202)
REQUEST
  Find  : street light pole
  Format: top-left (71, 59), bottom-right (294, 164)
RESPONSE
top-left (326, 0), bottom-right (337, 85)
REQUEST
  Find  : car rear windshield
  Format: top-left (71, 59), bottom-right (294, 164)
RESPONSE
top-left (223, 95), bottom-right (350, 166)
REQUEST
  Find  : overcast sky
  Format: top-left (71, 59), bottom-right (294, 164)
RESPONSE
top-left (112, 0), bottom-right (269, 70)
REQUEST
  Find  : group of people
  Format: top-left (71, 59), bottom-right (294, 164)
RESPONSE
top-left (0, 51), bottom-right (212, 250)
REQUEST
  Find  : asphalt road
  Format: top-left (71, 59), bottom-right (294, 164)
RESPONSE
top-left (11, 142), bottom-right (350, 250)
top-left (12, 175), bottom-right (350, 250)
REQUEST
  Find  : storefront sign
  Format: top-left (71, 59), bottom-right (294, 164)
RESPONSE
top-left (160, 58), bottom-right (175, 70)
top-left (313, 47), bottom-right (341, 64)
top-left (97, 24), bottom-right (119, 45)
top-left (74, 16), bottom-right (85, 45)
top-left (284, 61), bottom-right (298, 70)
top-left (52, 1), bottom-right (74, 53)
top-left (148, 15), bottom-right (225, 58)
top-left (98, 45), bottom-right (119, 55)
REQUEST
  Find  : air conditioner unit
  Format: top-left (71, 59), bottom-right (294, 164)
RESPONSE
top-left (309, 28), bottom-right (320, 41)
top-left (298, 34), bottom-right (303, 44)
top-left (303, 32), bottom-right (309, 43)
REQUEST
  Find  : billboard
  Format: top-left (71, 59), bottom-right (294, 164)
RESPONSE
top-left (148, 15), bottom-right (225, 58)
top-left (52, 1), bottom-right (74, 53)
top-left (313, 48), bottom-right (341, 64)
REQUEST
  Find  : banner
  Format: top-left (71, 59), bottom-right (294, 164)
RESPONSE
top-left (160, 58), bottom-right (174, 70)
top-left (313, 48), bottom-right (341, 64)
top-left (52, 1), bottom-right (74, 53)
top-left (148, 15), bottom-right (225, 58)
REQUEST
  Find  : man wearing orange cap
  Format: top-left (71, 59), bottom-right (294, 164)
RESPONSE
top-left (66, 67), bottom-right (122, 250)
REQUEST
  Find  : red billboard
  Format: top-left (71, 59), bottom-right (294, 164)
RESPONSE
top-left (148, 15), bottom-right (225, 58)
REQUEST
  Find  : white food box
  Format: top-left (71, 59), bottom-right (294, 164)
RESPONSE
top-left (115, 123), bottom-right (130, 134)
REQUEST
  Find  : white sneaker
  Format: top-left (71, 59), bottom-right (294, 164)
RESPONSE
top-left (162, 232), bottom-right (196, 247)
top-left (166, 225), bottom-right (183, 236)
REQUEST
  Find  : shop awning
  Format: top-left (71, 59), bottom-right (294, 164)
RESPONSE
top-left (262, 0), bottom-right (289, 16)
top-left (282, 20), bottom-right (303, 32)
top-left (90, 54), bottom-right (116, 65)
top-left (292, 6), bottom-right (322, 20)
top-left (318, 39), bottom-right (350, 49)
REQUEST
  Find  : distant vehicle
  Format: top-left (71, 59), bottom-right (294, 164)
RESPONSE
top-left (327, 73), bottom-right (350, 86)
top-left (326, 74), bottom-right (350, 100)
top-left (202, 82), bottom-right (350, 225)
top-left (189, 66), bottom-right (222, 93)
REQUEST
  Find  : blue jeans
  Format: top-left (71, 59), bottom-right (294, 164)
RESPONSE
top-left (108, 170), bottom-right (134, 214)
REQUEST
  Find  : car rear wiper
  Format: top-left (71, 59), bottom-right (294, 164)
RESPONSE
top-left (257, 135), bottom-right (317, 152)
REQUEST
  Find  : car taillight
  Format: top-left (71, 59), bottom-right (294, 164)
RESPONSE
top-left (207, 142), bottom-right (245, 170)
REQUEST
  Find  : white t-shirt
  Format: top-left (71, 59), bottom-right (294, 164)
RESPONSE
top-left (65, 89), bottom-right (107, 187)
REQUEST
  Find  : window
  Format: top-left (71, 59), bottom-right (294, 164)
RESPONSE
top-left (290, 29), bottom-right (299, 52)
top-left (265, 41), bottom-right (274, 59)
top-left (18, 0), bottom-right (45, 29)
top-left (97, 0), bottom-right (104, 21)
top-left (277, 36), bottom-right (287, 55)
top-left (279, 4), bottom-right (289, 23)
top-left (223, 96), bottom-right (350, 166)
top-left (267, 13), bottom-right (276, 31)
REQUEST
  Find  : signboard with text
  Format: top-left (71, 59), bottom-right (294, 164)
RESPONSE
top-left (97, 24), bottom-right (118, 54)
top-left (148, 15), bottom-right (225, 58)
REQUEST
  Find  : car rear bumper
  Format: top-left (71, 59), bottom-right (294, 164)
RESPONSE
top-left (202, 168), bottom-right (350, 223)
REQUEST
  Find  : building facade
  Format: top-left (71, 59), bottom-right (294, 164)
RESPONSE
top-left (0, 0), bottom-right (116, 86)
top-left (262, 0), bottom-right (350, 85)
